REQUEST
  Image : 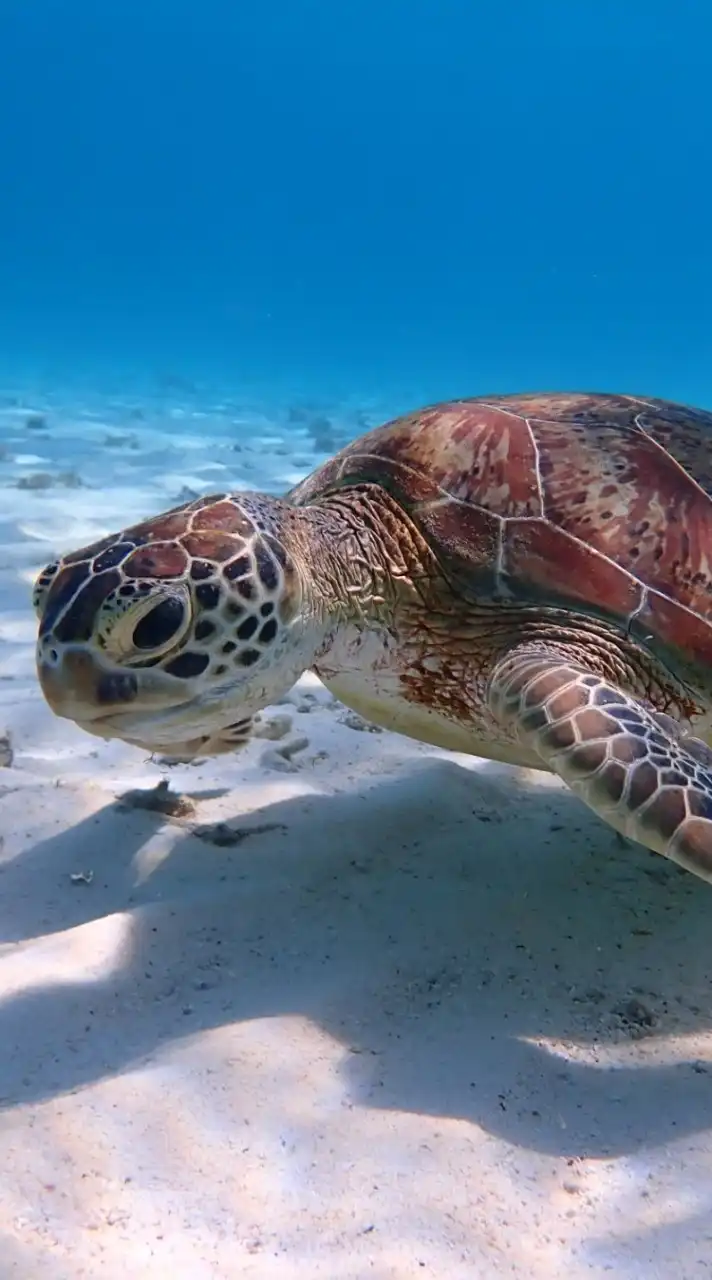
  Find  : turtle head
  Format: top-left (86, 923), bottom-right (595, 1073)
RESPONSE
top-left (33, 492), bottom-right (315, 760)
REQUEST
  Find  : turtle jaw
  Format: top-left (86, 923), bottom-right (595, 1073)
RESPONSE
top-left (34, 650), bottom-right (193, 732)
top-left (66, 688), bottom-right (264, 762)
top-left (35, 642), bottom-right (262, 759)
top-left (71, 703), bottom-right (254, 761)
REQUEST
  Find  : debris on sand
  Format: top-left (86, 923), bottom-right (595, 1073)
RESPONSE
top-left (192, 821), bottom-right (286, 847)
top-left (0, 731), bottom-right (14, 768)
top-left (16, 469), bottom-right (84, 491)
top-left (115, 778), bottom-right (196, 819)
top-left (24, 412), bottom-right (48, 430)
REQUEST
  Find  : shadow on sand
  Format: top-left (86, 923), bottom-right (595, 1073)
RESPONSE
top-left (1, 755), bottom-right (710, 1161)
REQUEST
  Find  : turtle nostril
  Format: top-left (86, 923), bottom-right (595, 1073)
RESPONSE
top-left (37, 638), bottom-right (60, 666)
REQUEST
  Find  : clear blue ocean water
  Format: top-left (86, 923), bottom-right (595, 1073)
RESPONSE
top-left (0, 0), bottom-right (710, 408)
top-left (3, 13), bottom-right (712, 1262)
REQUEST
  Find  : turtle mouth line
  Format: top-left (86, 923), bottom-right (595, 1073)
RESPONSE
top-left (77, 697), bottom-right (205, 741)
top-left (75, 699), bottom-right (253, 760)
top-left (57, 689), bottom-right (192, 725)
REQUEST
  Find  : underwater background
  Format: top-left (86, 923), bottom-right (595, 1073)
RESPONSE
top-left (4, 10), bottom-right (712, 1270)
top-left (1, 0), bottom-right (710, 409)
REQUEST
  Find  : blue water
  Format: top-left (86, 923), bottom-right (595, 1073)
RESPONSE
top-left (1, 0), bottom-right (710, 406)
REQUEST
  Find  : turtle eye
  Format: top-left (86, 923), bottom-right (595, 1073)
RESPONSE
top-left (132, 597), bottom-right (186, 652)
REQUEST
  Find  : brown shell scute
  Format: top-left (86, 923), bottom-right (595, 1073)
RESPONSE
top-left (295, 401), bottom-right (545, 519)
top-left (528, 410), bottom-right (712, 616)
top-left (289, 391), bottom-right (712, 673)
top-left (124, 543), bottom-right (188, 579)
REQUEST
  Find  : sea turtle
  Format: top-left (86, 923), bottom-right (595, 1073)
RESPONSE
top-left (32, 392), bottom-right (712, 883)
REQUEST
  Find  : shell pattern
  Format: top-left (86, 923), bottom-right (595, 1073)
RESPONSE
top-left (289, 393), bottom-right (712, 691)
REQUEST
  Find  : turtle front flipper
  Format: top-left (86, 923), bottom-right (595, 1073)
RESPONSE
top-left (488, 647), bottom-right (712, 883)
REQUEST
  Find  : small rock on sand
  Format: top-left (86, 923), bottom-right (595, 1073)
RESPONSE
top-left (253, 712), bottom-right (293, 741)
top-left (260, 734), bottom-right (310, 772)
top-left (339, 709), bottom-right (383, 733)
top-left (16, 470), bottom-right (84, 491)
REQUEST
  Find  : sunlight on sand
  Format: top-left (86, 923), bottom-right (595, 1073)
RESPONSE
top-left (1, 382), bottom-right (712, 1276)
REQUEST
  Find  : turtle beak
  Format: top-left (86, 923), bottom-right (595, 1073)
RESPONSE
top-left (36, 645), bottom-right (189, 724)
top-left (37, 647), bottom-right (138, 722)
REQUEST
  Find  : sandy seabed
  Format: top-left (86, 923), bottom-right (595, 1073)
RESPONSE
top-left (0, 384), bottom-right (711, 1279)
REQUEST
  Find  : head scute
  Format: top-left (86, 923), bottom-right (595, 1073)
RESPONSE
top-left (33, 491), bottom-right (309, 760)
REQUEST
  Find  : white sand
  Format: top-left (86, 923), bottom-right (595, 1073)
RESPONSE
top-left (1, 385), bottom-right (712, 1278)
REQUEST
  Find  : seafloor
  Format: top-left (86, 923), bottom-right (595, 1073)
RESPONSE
top-left (1, 383), bottom-right (711, 1279)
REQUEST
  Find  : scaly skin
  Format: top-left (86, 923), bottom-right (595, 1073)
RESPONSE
top-left (489, 645), bottom-right (712, 882)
